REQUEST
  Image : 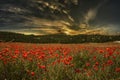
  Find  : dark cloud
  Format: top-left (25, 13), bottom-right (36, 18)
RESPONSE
top-left (94, 0), bottom-right (120, 25)
top-left (0, 0), bottom-right (120, 35)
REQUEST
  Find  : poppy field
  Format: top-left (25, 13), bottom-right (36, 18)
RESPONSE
top-left (0, 42), bottom-right (120, 80)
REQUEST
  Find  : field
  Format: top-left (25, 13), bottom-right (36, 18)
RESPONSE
top-left (0, 42), bottom-right (120, 80)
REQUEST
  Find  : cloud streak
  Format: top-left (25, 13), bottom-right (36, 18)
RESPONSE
top-left (0, 0), bottom-right (120, 35)
top-left (82, 0), bottom-right (109, 28)
top-left (1, 16), bottom-right (116, 35)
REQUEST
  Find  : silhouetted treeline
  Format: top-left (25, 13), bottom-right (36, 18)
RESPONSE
top-left (0, 31), bottom-right (120, 43)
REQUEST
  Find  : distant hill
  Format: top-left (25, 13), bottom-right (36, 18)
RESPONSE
top-left (0, 31), bottom-right (120, 43)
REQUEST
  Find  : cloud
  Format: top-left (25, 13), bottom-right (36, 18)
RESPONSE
top-left (0, 0), bottom-right (120, 35)
top-left (81, 0), bottom-right (109, 27)
top-left (0, 15), bottom-right (119, 35)
top-left (84, 8), bottom-right (97, 25)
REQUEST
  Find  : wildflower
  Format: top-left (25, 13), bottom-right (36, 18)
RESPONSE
top-left (31, 72), bottom-right (35, 76)
top-left (106, 47), bottom-right (110, 51)
top-left (3, 48), bottom-right (9, 53)
top-left (3, 61), bottom-right (7, 65)
top-left (22, 53), bottom-right (28, 59)
top-left (86, 62), bottom-right (90, 67)
top-left (0, 55), bottom-right (2, 59)
top-left (55, 54), bottom-right (59, 57)
top-left (38, 54), bottom-right (45, 60)
top-left (112, 55), bottom-right (116, 59)
top-left (108, 51), bottom-right (114, 56)
top-left (86, 70), bottom-right (92, 77)
top-left (115, 67), bottom-right (120, 72)
top-left (57, 59), bottom-right (61, 63)
top-left (70, 63), bottom-right (74, 67)
top-left (26, 70), bottom-right (30, 74)
top-left (102, 67), bottom-right (105, 71)
top-left (14, 49), bottom-right (19, 54)
top-left (39, 65), bottom-right (46, 69)
top-left (62, 57), bottom-right (72, 65)
top-left (75, 69), bottom-right (81, 73)
top-left (68, 56), bottom-right (73, 61)
top-left (93, 65), bottom-right (98, 71)
top-left (95, 62), bottom-right (99, 66)
top-left (12, 55), bottom-right (18, 59)
top-left (104, 54), bottom-right (109, 58)
top-left (99, 49), bottom-right (104, 53)
top-left (116, 52), bottom-right (120, 55)
top-left (52, 61), bottom-right (57, 65)
top-left (93, 56), bottom-right (97, 61)
top-left (63, 60), bottom-right (70, 65)
top-left (107, 60), bottom-right (114, 65)
top-left (28, 58), bottom-right (33, 62)
top-left (63, 51), bottom-right (68, 56)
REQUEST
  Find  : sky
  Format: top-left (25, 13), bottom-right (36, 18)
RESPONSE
top-left (0, 0), bottom-right (120, 35)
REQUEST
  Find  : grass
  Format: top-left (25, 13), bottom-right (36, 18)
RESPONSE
top-left (0, 42), bottom-right (120, 80)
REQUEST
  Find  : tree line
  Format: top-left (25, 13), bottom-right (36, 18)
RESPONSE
top-left (0, 31), bottom-right (120, 43)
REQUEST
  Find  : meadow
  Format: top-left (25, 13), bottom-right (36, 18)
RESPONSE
top-left (0, 42), bottom-right (120, 80)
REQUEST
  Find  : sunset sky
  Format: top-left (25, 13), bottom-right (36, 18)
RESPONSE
top-left (0, 0), bottom-right (120, 35)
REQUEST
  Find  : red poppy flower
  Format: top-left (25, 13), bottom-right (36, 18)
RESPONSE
top-left (86, 62), bottom-right (90, 67)
top-left (115, 67), bottom-right (120, 72)
top-left (39, 65), bottom-right (46, 69)
top-left (107, 60), bottom-right (114, 65)
top-left (31, 72), bottom-right (35, 76)
top-left (75, 69), bottom-right (81, 73)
